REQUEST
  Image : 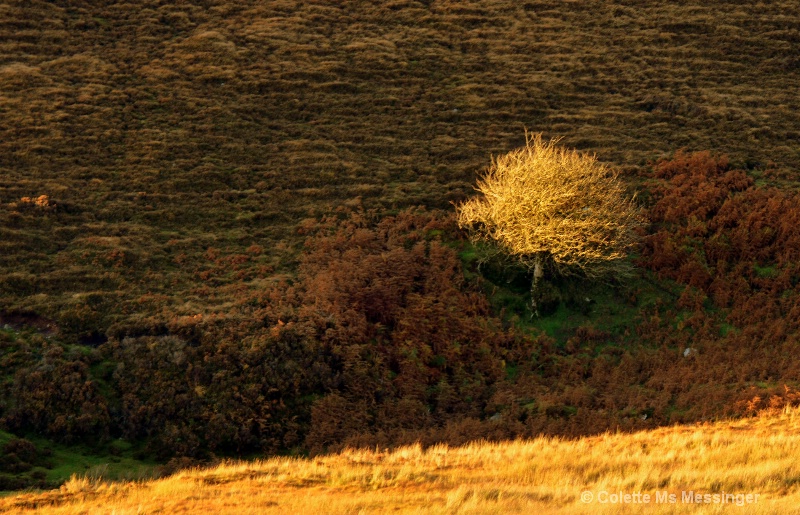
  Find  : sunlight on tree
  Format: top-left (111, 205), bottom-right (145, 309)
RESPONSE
top-left (456, 133), bottom-right (644, 314)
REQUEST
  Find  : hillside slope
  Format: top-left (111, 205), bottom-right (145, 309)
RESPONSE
top-left (1, 0), bottom-right (799, 334)
top-left (3, 408), bottom-right (800, 514)
top-left (2, 0), bottom-right (800, 483)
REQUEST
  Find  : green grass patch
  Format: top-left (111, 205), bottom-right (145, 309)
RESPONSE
top-left (719, 322), bottom-right (738, 337)
top-left (458, 243), bottom-right (680, 348)
top-left (40, 441), bottom-right (156, 485)
top-left (0, 430), bottom-right (156, 492)
top-left (754, 263), bottom-right (778, 278)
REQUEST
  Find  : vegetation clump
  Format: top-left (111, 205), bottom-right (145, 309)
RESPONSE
top-left (456, 133), bottom-right (643, 313)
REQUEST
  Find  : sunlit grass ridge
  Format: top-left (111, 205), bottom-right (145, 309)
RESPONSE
top-left (4, 408), bottom-right (800, 514)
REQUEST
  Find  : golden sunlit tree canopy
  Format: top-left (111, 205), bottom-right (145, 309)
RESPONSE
top-left (456, 133), bottom-right (644, 284)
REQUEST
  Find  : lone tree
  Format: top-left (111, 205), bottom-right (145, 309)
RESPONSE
top-left (456, 133), bottom-right (643, 315)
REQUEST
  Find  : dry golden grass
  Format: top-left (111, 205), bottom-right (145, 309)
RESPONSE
top-left (4, 407), bottom-right (800, 514)
top-left (2, 0), bottom-right (800, 495)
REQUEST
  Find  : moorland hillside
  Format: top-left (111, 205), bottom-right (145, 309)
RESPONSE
top-left (2, 0), bottom-right (798, 334)
top-left (1, 0), bottom-right (800, 487)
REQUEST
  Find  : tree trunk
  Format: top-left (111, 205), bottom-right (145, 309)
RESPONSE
top-left (531, 253), bottom-right (544, 317)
